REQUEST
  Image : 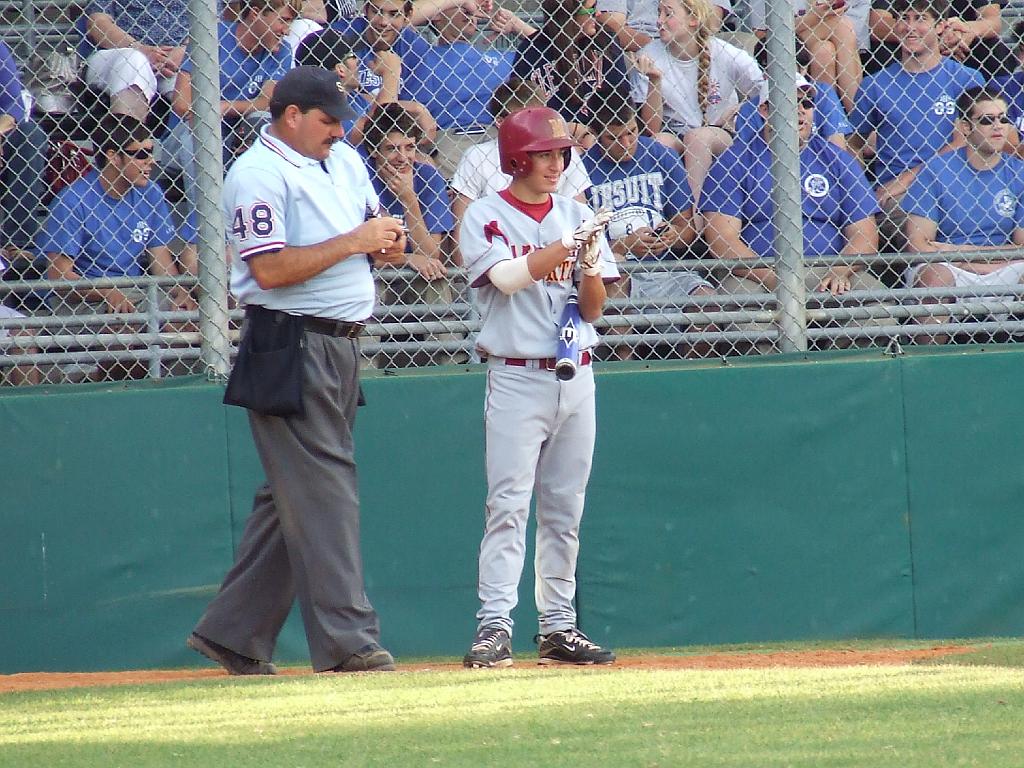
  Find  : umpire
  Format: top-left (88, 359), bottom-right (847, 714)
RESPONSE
top-left (187, 66), bottom-right (407, 674)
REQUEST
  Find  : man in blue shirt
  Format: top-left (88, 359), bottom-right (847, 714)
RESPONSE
top-left (702, 82), bottom-right (887, 351)
top-left (329, 0), bottom-right (438, 150)
top-left (40, 115), bottom-right (196, 378)
top-left (903, 86), bottom-right (1024, 343)
top-left (361, 103), bottom-right (458, 363)
top-left (848, 0), bottom-right (984, 254)
top-left (0, 41), bottom-right (47, 269)
top-left (407, 2), bottom-right (532, 177)
top-left (81, 0), bottom-right (190, 122)
top-left (582, 95), bottom-right (714, 357)
top-left (163, 0), bottom-right (295, 176)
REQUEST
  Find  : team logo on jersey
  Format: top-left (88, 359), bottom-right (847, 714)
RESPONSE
top-left (708, 78), bottom-right (722, 107)
top-left (803, 173), bottom-right (830, 198)
top-left (994, 189), bottom-right (1016, 218)
top-left (484, 220), bottom-right (509, 246)
top-left (131, 221), bottom-right (153, 244)
top-left (244, 76), bottom-right (266, 98)
top-left (932, 94), bottom-right (956, 116)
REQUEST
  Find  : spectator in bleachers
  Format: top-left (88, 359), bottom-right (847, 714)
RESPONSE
top-left (596, 0), bottom-right (731, 51)
top-left (583, 94), bottom-right (716, 357)
top-left (870, 0), bottom-right (1012, 79)
top-left (735, 37), bottom-right (854, 152)
top-left (513, 0), bottom-right (631, 148)
top-left (902, 86), bottom-right (1024, 342)
top-left (0, 41), bottom-right (47, 280)
top-left (164, 0), bottom-right (296, 178)
top-left (407, 1), bottom-right (534, 177)
top-left (702, 76), bottom-right (887, 351)
top-left (582, 94), bottom-right (702, 291)
top-left (40, 115), bottom-right (195, 325)
top-left (328, 0), bottom-right (438, 150)
top-left (629, 0), bottom-right (765, 206)
top-left (849, 0), bottom-right (985, 255)
top-left (747, 0), bottom-right (866, 113)
top-left (988, 20), bottom-right (1024, 134)
top-left (295, 30), bottom-right (372, 137)
top-left (363, 103), bottom-right (453, 285)
top-left (320, 0), bottom-right (493, 24)
top-left (80, 0), bottom-right (189, 122)
top-left (450, 78), bottom-right (592, 259)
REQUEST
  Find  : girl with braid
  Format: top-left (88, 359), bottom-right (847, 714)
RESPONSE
top-left (513, 0), bottom-right (631, 149)
top-left (630, 0), bottom-right (764, 204)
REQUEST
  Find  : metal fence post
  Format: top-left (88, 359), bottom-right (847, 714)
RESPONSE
top-left (763, 6), bottom-right (808, 353)
top-left (188, 0), bottom-right (231, 378)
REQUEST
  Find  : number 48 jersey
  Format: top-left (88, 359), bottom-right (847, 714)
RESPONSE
top-left (225, 126), bottom-right (380, 321)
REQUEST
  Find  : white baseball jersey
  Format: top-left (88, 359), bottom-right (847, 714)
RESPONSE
top-left (226, 126), bottom-right (380, 321)
top-left (451, 140), bottom-right (592, 202)
top-left (630, 38), bottom-right (766, 133)
top-left (461, 191), bottom-right (619, 358)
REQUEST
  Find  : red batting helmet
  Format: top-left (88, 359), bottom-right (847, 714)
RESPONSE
top-left (498, 106), bottom-right (575, 178)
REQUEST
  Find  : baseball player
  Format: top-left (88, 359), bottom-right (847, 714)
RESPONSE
top-left (459, 106), bottom-right (619, 668)
top-left (187, 66), bottom-right (407, 675)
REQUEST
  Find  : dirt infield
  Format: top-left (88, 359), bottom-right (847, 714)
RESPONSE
top-left (0, 646), bottom-right (973, 694)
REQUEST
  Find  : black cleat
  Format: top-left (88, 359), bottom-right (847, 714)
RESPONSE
top-left (463, 625), bottom-right (513, 668)
top-left (328, 643), bottom-right (396, 672)
top-left (536, 628), bottom-right (615, 665)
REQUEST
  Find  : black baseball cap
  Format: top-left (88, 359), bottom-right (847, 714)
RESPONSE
top-left (269, 65), bottom-right (356, 121)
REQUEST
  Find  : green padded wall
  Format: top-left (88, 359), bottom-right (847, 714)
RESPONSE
top-left (901, 349), bottom-right (1024, 637)
top-left (2, 348), bottom-right (1023, 673)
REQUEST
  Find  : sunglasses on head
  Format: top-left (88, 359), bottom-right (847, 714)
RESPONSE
top-left (120, 146), bottom-right (154, 159)
top-left (973, 114), bottom-right (1011, 126)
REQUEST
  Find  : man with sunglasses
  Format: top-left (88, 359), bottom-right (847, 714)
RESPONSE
top-left (41, 115), bottom-right (195, 326)
top-left (902, 86), bottom-right (1024, 343)
top-left (701, 77), bottom-right (887, 350)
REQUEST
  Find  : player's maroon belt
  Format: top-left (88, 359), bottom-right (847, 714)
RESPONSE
top-left (497, 351), bottom-right (592, 370)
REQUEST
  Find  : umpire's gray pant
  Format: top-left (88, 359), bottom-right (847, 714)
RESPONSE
top-left (194, 331), bottom-right (380, 671)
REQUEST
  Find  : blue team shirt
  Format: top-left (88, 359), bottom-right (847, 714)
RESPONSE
top-left (902, 148), bottom-right (1024, 245)
top-left (582, 136), bottom-right (693, 259)
top-left (38, 171), bottom-right (177, 277)
top-left (988, 72), bottom-right (1024, 133)
top-left (735, 80), bottom-right (852, 145)
top-left (329, 18), bottom-right (430, 100)
top-left (849, 57), bottom-right (984, 184)
top-left (513, 30), bottom-right (630, 126)
top-left (0, 41), bottom-right (27, 122)
top-left (700, 134), bottom-right (880, 259)
top-left (363, 155), bottom-right (454, 247)
top-left (404, 42), bottom-right (513, 130)
top-left (181, 22), bottom-right (292, 103)
top-left (78, 0), bottom-right (190, 58)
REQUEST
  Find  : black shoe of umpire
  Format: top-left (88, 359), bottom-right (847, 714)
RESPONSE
top-left (329, 643), bottom-right (396, 672)
top-left (187, 632), bottom-right (278, 675)
top-left (536, 628), bottom-right (616, 665)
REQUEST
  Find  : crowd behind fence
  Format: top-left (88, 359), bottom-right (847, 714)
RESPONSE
top-left (3, 0), bottom-right (1024, 385)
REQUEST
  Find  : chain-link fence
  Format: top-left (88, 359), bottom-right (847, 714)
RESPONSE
top-left (4, 0), bottom-right (1024, 385)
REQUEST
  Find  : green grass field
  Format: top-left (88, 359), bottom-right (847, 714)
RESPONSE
top-left (2, 639), bottom-right (1023, 768)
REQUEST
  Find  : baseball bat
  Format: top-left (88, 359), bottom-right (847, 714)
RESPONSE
top-left (555, 292), bottom-right (581, 381)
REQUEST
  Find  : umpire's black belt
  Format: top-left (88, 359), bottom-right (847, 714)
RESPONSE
top-left (303, 315), bottom-right (366, 338)
top-left (247, 307), bottom-right (365, 338)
